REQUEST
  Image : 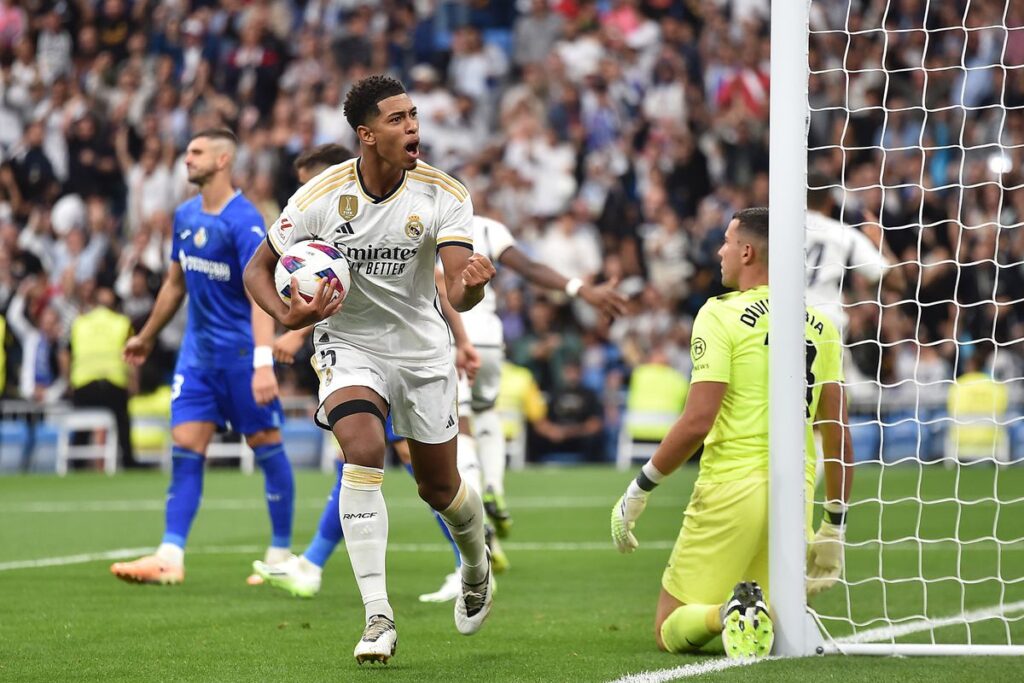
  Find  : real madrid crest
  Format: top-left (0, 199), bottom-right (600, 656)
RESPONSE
top-left (194, 227), bottom-right (208, 248)
top-left (405, 214), bottom-right (424, 240)
top-left (338, 194), bottom-right (358, 221)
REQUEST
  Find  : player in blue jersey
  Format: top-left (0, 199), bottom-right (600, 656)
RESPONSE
top-left (111, 128), bottom-right (296, 586)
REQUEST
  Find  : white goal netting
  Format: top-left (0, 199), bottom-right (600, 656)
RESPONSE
top-left (804, 0), bottom-right (1024, 652)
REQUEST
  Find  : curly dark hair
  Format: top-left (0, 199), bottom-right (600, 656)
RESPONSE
top-left (343, 75), bottom-right (407, 132)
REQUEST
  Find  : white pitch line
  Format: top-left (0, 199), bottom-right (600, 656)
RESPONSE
top-left (835, 598), bottom-right (1024, 645)
top-left (0, 496), bottom-right (681, 514)
top-left (0, 540), bottom-right (677, 572)
top-left (608, 656), bottom-right (775, 683)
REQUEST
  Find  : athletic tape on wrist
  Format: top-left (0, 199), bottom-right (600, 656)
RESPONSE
top-left (253, 346), bottom-right (274, 368)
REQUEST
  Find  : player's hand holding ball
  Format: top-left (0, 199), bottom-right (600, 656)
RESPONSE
top-left (462, 253), bottom-right (496, 290)
top-left (611, 479), bottom-right (650, 553)
top-left (282, 276), bottom-right (344, 330)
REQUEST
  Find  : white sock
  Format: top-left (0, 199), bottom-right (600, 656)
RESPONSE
top-left (156, 543), bottom-right (184, 567)
top-left (456, 432), bottom-right (482, 495)
top-left (339, 464), bottom-right (392, 622)
top-left (265, 546), bottom-right (291, 565)
top-left (438, 479), bottom-right (488, 585)
top-left (474, 408), bottom-right (506, 495)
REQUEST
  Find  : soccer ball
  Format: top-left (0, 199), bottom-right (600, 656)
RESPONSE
top-left (274, 240), bottom-right (351, 305)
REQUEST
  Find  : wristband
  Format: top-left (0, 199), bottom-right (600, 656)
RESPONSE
top-left (635, 461), bottom-right (667, 492)
top-left (823, 500), bottom-right (847, 527)
top-left (564, 277), bottom-right (584, 298)
top-left (253, 346), bottom-right (274, 368)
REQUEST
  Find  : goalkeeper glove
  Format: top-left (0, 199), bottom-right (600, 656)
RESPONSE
top-left (806, 502), bottom-right (846, 596)
top-left (611, 462), bottom-right (665, 553)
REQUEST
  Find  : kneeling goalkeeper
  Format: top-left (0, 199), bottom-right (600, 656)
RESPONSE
top-left (610, 207), bottom-right (854, 658)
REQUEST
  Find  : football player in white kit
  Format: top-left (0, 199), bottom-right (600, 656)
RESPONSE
top-left (419, 208), bottom-right (630, 601)
top-left (805, 172), bottom-right (904, 331)
top-left (244, 75), bottom-right (497, 665)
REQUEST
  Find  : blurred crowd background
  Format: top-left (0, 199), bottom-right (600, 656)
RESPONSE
top-left (1, 0), bottom-right (1023, 468)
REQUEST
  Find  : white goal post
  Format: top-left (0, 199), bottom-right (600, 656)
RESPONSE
top-left (769, 0), bottom-right (1024, 657)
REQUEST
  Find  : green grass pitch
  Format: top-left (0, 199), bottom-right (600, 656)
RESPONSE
top-left (1, 464), bottom-right (1022, 681)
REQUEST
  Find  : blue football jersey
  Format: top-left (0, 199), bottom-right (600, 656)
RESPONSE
top-left (171, 191), bottom-right (266, 369)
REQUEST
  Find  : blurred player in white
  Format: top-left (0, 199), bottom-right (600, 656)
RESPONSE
top-left (244, 75), bottom-right (496, 665)
top-left (805, 171), bottom-right (904, 331)
top-left (420, 205), bottom-right (629, 602)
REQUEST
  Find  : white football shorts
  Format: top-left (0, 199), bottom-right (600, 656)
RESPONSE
top-left (457, 345), bottom-right (504, 413)
top-left (314, 340), bottom-right (459, 444)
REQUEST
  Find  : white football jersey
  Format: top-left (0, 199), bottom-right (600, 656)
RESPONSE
top-left (805, 210), bottom-right (889, 328)
top-left (460, 215), bottom-right (516, 347)
top-left (267, 158), bottom-right (474, 363)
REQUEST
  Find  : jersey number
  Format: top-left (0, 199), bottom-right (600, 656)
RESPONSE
top-left (806, 243), bottom-right (825, 286)
top-left (171, 374), bottom-right (184, 401)
top-left (320, 349), bottom-right (337, 367)
top-left (764, 334), bottom-right (817, 417)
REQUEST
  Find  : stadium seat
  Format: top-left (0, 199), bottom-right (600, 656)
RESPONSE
top-left (849, 414), bottom-right (881, 463)
top-left (281, 419), bottom-right (324, 469)
top-left (54, 408), bottom-right (118, 476)
top-left (615, 410), bottom-right (677, 470)
top-left (206, 432), bottom-right (254, 474)
top-left (0, 421), bottom-right (28, 472)
top-left (881, 410), bottom-right (928, 464)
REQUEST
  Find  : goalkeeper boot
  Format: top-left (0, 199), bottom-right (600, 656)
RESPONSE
top-left (485, 524), bottom-right (510, 574)
top-left (247, 546), bottom-right (293, 586)
top-left (251, 554), bottom-right (321, 598)
top-left (482, 486), bottom-right (513, 538)
top-left (353, 614), bottom-right (397, 665)
top-left (721, 581), bottom-right (773, 659)
top-left (110, 554), bottom-right (184, 585)
top-left (455, 549), bottom-right (495, 635)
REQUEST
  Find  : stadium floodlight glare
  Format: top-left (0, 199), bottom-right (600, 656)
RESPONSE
top-left (770, 0), bottom-right (1024, 658)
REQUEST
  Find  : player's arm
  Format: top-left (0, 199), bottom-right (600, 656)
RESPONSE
top-left (249, 296), bottom-right (279, 406)
top-left (807, 380), bottom-right (854, 596)
top-left (610, 381), bottom-right (727, 553)
top-left (243, 241), bottom-right (342, 331)
top-left (273, 325), bottom-right (313, 364)
top-left (499, 246), bottom-right (629, 318)
top-left (434, 267), bottom-right (480, 381)
top-left (123, 262), bottom-right (186, 366)
top-left (437, 245), bottom-right (495, 313)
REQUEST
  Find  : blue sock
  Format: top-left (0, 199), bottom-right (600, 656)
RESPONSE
top-left (254, 443), bottom-right (295, 549)
top-left (161, 447), bottom-right (205, 548)
top-left (304, 460), bottom-right (344, 568)
top-left (404, 462), bottom-right (461, 568)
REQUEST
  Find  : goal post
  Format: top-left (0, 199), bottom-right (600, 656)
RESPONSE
top-left (769, 0), bottom-right (1024, 657)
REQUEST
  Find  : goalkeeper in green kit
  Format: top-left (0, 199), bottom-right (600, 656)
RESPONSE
top-left (610, 208), bottom-right (854, 658)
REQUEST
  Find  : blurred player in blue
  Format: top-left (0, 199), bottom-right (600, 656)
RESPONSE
top-left (111, 128), bottom-right (295, 585)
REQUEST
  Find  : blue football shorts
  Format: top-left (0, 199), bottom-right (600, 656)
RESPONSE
top-left (170, 364), bottom-right (283, 435)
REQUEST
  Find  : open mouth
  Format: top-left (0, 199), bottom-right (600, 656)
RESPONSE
top-left (405, 140), bottom-right (420, 158)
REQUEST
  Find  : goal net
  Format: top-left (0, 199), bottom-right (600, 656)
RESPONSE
top-left (775, 0), bottom-right (1024, 656)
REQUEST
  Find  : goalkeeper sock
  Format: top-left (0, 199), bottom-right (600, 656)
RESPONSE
top-left (254, 443), bottom-right (295, 549)
top-left (161, 447), bottom-right (205, 553)
top-left (404, 462), bottom-right (461, 568)
top-left (660, 604), bottom-right (722, 653)
top-left (304, 460), bottom-right (344, 568)
top-left (474, 408), bottom-right (506, 495)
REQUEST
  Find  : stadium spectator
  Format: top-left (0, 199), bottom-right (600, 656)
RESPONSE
top-left (532, 358), bottom-right (605, 462)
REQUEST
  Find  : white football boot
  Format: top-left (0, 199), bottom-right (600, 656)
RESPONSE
top-left (454, 550), bottom-right (495, 635)
top-left (419, 571), bottom-right (461, 603)
top-left (353, 615), bottom-right (398, 665)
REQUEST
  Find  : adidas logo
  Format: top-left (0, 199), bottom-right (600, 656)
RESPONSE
top-left (319, 333), bottom-right (329, 343)
top-left (338, 222), bottom-right (355, 235)
top-left (446, 415), bottom-right (455, 429)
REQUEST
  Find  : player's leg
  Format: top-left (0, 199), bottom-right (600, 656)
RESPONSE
top-left (473, 347), bottom-right (512, 536)
top-left (656, 479), bottom-right (770, 657)
top-left (324, 385), bottom-right (396, 664)
top-left (226, 368), bottom-right (295, 574)
top-left (111, 367), bottom-right (218, 584)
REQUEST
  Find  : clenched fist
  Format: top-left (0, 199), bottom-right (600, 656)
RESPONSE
top-left (462, 253), bottom-right (496, 289)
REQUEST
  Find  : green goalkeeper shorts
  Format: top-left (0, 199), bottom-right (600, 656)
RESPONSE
top-left (661, 475), bottom-right (812, 606)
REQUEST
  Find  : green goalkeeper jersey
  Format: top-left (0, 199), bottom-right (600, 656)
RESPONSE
top-left (689, 284), bottom-right (843, 487)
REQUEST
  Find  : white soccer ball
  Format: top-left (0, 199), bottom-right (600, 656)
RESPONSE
top-left (274, 240), bottom-right (351, 305)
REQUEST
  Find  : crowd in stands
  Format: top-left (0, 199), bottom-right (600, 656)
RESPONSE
top-left (1, 0), bottom-right (1022, 464)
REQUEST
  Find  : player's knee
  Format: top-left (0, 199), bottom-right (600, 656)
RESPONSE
top-left (417, 477), bottom-right (459, 511)
top-left (339, 438), bottom-right (386, 468)
top-left (245, 429), bottom-right (280, 448)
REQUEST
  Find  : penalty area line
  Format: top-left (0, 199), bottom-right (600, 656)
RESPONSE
top-left (608, 656), bottom-right (776, 683)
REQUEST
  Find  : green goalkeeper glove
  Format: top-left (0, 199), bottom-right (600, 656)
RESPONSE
top-left (611, 480), bottom-right (649, 553)
top-left (806, 503), bottom-right (846, 596)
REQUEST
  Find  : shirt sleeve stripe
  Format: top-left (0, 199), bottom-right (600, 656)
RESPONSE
top-left (266, 233), bottom-right (283, 257)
